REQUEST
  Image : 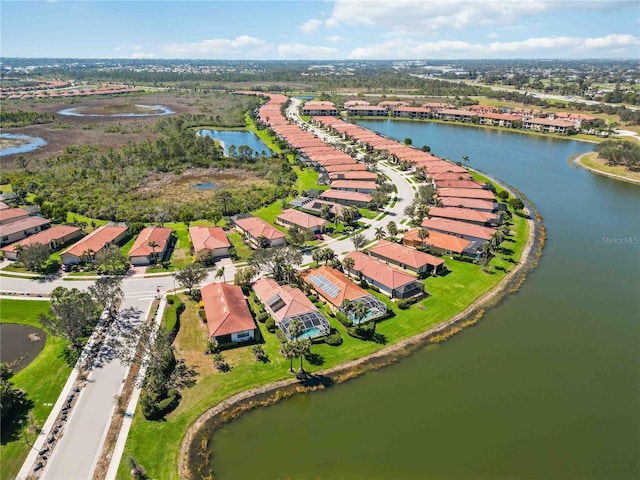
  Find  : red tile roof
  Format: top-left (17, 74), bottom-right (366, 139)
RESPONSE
top-left (437, 188), bottom-right (495, 200)
top-left (421, 217), bottom-right (495, 241)
top-left (329, 171), bottom-right (378, 182)
top-left (1, 225), bottom-right (82, 253)
top-left (235, 217), bottom-right (286, 240)
top-left (319, 189), bottom-right (372, 203)
top-left (0, 217), bottom-right (51, 237)
top-left (252, 277), bottom-right (318, 322)
top-left (189, 226), bottom-right (231, 252)
top-left (302, 266), bottom-right (369, 308)
top-left (368, 239), bottom-right (444, 269)
top-left (277, 209), bottom-right (328, 230)
top-left (403, 228), bottom-right (471, 254)
top-left (346, 251), bottom-right (418, 290)
top-left (440, 197), bottom-right (497, 211)
top-left (62, 225), bottom-right (128, 257)
top-left (428, 206), bottom-right (498, 224)
top-left (201, 282), bottom-right (255, 337)
top-left (128, 227), bottom-right (173, 258)
top-left (0, 208), bottom-right (29, 224)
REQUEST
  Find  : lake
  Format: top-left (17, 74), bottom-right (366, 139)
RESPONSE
top-left (0, 133), bottom-right (46, 157)
top-left (0, 323), bottom-right (46, 373)
top-left (197, 129), bottom-right (271, 156)
top-left (207, 121), bottom-right (640, 479)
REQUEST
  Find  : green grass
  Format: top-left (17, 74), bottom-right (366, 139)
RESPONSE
top-left (0, 184), bottom-right (13, 194)
top-left (226, 231), bottom-right (251, 261)
top-left (358, 208), bottom-right (378, 220)
top-left (117, 199), bottom-right (530, 479)
top-left (0, 299), bottom-right (72, 480)
top-left (119, 236), bottom-right (137, 257)
top-left (578, 152), bottom-right (640, 183)
top-left (293, 166), bottom-right (326, 193)
top-left (251, 200), bottom-right (287, 228)
top-left (65, 213), bottom-right (107, 232)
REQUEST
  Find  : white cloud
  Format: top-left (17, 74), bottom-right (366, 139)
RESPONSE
top-left (130, 52), bottom-right (156, 59)
top-left (487, 32), bottom-right (500, 39)
top-left (300, 18), bottom-right (323, 34)
top-left (348, 34), bottom-right (640, 59)
top-left (162, 35), bottom-right (269, 58)
top-left (115, 43), bottom-right (143, 53)
top-left (326, 0), bottom-right (548, 33)
top-left (327, 35), bottom-right (345, 42)
top-left (278, 43), bottom-right (338, 59)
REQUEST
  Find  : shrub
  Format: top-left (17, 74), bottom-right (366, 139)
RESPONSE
top-left (265, 317), bottom-right (276, 333)
top-left (274, 329), bottom-right (287, 343)
top-left (198, 309), bottom-right (207, 323)
top-left (369, 284), bottom-right (380, 293)
top-left (396, 299), bottom-right (411, 310)
top-left (155, 389), bottom-right (181, 417)
top-left (360, 278), bottom-right (369, 289)
top-left (308, 294), bottom-right (318, 302)
top-left (257, 311), bottom-right (269, 323)
top-left (166, 296), bottom-right (175, 305)
top-left (325, 332), bottom-right (343, 346)
top-left (347, 321), bottom-right (376, 340)
top-left (336, 311), bottom-right (353, 327)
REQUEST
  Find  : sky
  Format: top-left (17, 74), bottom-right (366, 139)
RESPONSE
top-left (1, 0), bottom-right (639, 60)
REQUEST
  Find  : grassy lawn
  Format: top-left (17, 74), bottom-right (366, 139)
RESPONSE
top-left (578, 152), bottom-right (640, 183)
top-left (0, 299), bottom-right (72, 480)
top-left (358, 208), bottom-right (378, 220)
top-left (293, 166), bottom-right (326, 193)
top-left (65, 213), bottom-right (108, 232)
top-left (117, 199), bottom-right (530, 479)
top-left (119, 235), bottom-right (137, 257)
top-left (226, 231), bottom-right (251, 261)
top-left (146, 222), bottom-right (199, 273)
top-left (251, 200), bottom-right (288, 228)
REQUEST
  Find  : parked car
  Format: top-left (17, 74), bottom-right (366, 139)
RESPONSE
top-left (314, 233), bottom-right (324, 240)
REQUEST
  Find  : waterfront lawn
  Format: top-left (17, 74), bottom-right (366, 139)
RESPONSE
top-left (0, 299), bottom-right (72, 480)
top-left (117, 209), bottom-right (530, 479)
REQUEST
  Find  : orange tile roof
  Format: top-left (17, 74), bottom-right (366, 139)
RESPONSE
top-left (319, 189), bottom-right (372, 203)
top-left (323, 163), bottom-right (368, 172)
top-left (277, 209), bottom-right (328, 230)
top-left (0, 217), bottom-right (51, 237)
top-left (346, 251), bottom-right (418, 290)
top-left (428, 207), bottom-right (498, 224)
top-left (62, 225), bottom-right (128, 257)
top-left (235, 217), bottom-right (286, 241)
top-left (421, 217), bottom-right (495, 241)
top-left (368, 239), bottom-right (444, 269)
top-left (331, 180), bottom-right (378, 190)
top-left (189, 226), bottom-right (230, 253)
top-left (440, 197), bottom-right (496, 211)
top-left (329, 171), bottom-right (378, 181)
top-left (252, 277), bottom-right (318, 322)
top-left (201, 282), bottom-right (255, 337)
top-left (434, 180), bottom-right (485, 189)
top-left (301, 266), bottom-right (368, 307)
top-left (437, 188), bottom-right (495, 200)
top-left (403, 228), bottom-right (471, 254)
top-left (128, 226), bottom-right (173, 258)
top-left (1, 225), bottom-right (82, 253)
top-left (0, 208), bottom-right (29, 223)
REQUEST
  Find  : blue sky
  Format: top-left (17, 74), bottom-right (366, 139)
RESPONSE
top-left (2, 0), bottom-right (639, 59)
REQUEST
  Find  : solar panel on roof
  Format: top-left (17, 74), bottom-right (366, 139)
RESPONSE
top-left (308, 274), bottom-right (341, 299)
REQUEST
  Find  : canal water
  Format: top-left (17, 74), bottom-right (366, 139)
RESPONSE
top-left (197, 129), bottom-right (270, 156)
top-left (208, 121), bottom-right (640, 479)
top-left (0, 133), bottom-right (46, 157)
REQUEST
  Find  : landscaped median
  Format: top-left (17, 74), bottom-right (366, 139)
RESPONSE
top-left (0, 299), bottom-right (71, 480)
top-left (116, 179), bottom-right (538, 480)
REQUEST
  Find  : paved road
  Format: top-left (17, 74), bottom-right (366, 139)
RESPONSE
top-left (41, 295), bottom-right (151, 480)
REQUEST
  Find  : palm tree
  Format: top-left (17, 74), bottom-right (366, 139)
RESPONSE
top-left (462, 155), bottom-right (470, 164)
top-left (148, 240), bottom-right (159, 264)
top-left (294, 338), bottom-right (312, 372)
top-left (215, 266), bottom-right (225, 282)
top-left (279, 342), bottom-right (296, 373)
top-left (374, 227), bottom-right (386, 241)
top-left (342, 257), bottom-right (355, 278)
top-left (83, 248), bottom-right (95, 264)
top-left (417, 228), bottom-right (429, 245)
top-left (386, 221), bottom-right (398, 239)
top-left (288, 318), bottom-right (304, 340)
top-left (480, 242), bottom-right (493, 270)
top-left (311, 249), bottom-right (322, 267)
top-left (351, 233), bottom-right (367, 252)
top-left (321, 247), bottom-right (335, 266)
top-left (319, 203), bottom-right (332, 221)
top-left (351, 301), bottom-right (369, 324)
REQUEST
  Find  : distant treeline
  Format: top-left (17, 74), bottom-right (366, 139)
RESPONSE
top-left (594, 140), bottom-right (640, 171)
top-left (0, 110), bottom-right (55, 127)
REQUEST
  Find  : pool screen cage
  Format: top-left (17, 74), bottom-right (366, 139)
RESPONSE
top-left (344, 295), bottom-right (388, 323)
top-left (279, 312), bottom-right (331, 341)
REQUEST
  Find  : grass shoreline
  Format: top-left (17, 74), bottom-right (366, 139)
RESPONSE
top-left (574, 152), bottom-right (640, 185)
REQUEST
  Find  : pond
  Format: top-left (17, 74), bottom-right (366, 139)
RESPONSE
top-left (197, 129), bottom-right (271, 156)
top-left (0, 323), bottom-right (46, 373)
top-left (58, 104), bottom-right (174, 117)
top-left (0, 133), bottom-right (47, 157)
top-left (191, 182), bottom-right (218, 191)
top-left (205, 121), bottom-right (640, 479)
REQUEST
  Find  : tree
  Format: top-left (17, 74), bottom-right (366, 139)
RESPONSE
top-left (351, 233), bottom-right (367, 251)
top-left (421, 145), bottom-right (431, 152)
top-left (418, 228), bottom-right (429, 244)
top-left (342, 256), bottom-right (355, 277)
top-left (95, 245), bottom-right (129, 274)
top-left (319, 203), bottom-right (333, 220)
top-left (293, 337), bottom-right (312, 372)
top-left (320, 247), bottom-right (335, 266)
top-left (351, 301), bottom-right (369, 324)
top-left (509, 197), bottom-right (525, 211)
top-left (215, 190), bottom-right (234, 215)
top-left (250, 344), bottom-right (267, 362)
top-left (40, 287), bottom-right (99, 349)
top-left (16, 242), bottom-right (50, 272)
top-left (386, 221), bottom-right (398, 239)
top-left (174, 263), bottom-right (208, 295)
top-left (288, 318), bottom-right (304, 340)
top-left (215, 266), bottom-right (225, 282)
top-left (0, 363), bottom-right (26, 423)
top-left (480, 242), bottom-right (493, 270)
top-left (148, 241), bottom-right (159, 264)
top-left (249, 245), bottom-right (302, 283)
top-left (234, 266), bottom-right (256, 290)
top-left (462, 155), bottom-right (470, 164)
top-left (88, 276), bottom-right (124, 318)
top-left (374, 227), bottom-right (386, 241)
top-left (279, 342), bottom-right (296, 373)
top-left (287, 225), bottom-right (306, 247)
top-left (404, 137), bottom-right (412, 145)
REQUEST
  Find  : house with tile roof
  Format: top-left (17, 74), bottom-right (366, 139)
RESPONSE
top-left (403, 228), bottom-right (478, 259)
top-left (0, 208), bottom-right (30, 225)
top-left (428, 206), bottom-right (501, 226)
top-left (346, 251), bottom-right (424, 299)
top-left (421, 217), bottom-right (495, 243)
top-left (128, 226), bottom-right (174, 266)
top-left (234, 216), bottom-right (286, 248)
top-left (60, 224), bottom-right (128, 265)
top-left (189, 226), bottom-right (231, 259)
top-left (201, 282), bottom-right (257, 344)
top-left (302, 266), bottom-right (387, 323)
top-left (330, 180), bottom-right (378, 194)
top-left (439, 197), bottom-right (500, 212)
top-left (437, 188), bottom-right (495, 201)
top-left (1, 225), bottom-right (83, 260)
top-left (253, 277), bottom-right (330, 340)
top-left (319, 189), bottom-right (372, 207)
top-left (368, 239), bottom-right (445, 275)
top-left (276, 209), bottom-right (328, 234)
top-left (0, 217), bottom-right (52, 247)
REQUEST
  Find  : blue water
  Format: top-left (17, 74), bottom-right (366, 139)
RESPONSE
top-left (191, 182), bottom-right (218, 190)
top-left (300, 327), bottom-right (321, 339)
top-left (58, 104), bottom-right (174, 117)
top-left (197, 129), bottom-right (271, 156)
top-left (0, 133), bottom-right (46, 156)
